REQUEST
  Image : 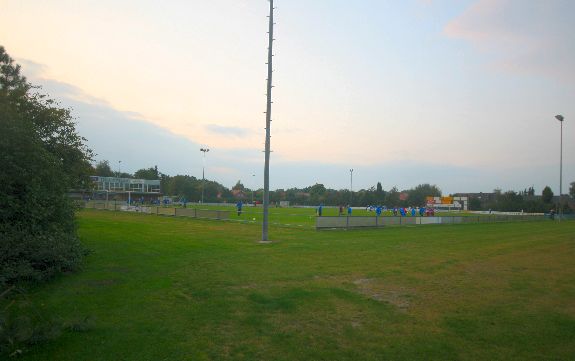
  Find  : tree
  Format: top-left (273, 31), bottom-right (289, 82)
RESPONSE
top-left (468, 196), bottom-right (482, 211)
top-left (375, 182), bottom-right (386, 203)
top-left (542, 186), bottom-right (554, 204)
top-left (407, 184), bottom-right (441, 206)
top-left (385, 186), bottom-right (400, 206)
top-left (1, 46), bottom-right (89, 285)
top-left (232, 180), bottom-right (245, 191)
top-left (94, 160), bottom-right (114, 177)
top-left (134, 166), bottom-right (159, 180)
top-left (570, 182), bottom-right (575, 199)
top-left (309, 183), bottom-right (327, 204)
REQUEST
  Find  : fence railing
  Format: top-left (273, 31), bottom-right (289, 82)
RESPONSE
top-left (316, 215), bottom-right (549, 230)
top-left (81, 201), bottom-right (230, 221)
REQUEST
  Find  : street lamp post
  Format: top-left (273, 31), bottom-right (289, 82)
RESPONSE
top-left (555, 115), bottom-right (564, 221)
top-left (350, 169), bottom-right (354, 205)
top-left (200, 148), bottom-right (210, 204)
top-left (117, 160), bottom-right (122, 178)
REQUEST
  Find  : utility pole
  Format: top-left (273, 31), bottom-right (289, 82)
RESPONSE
top-left (200, 148), bottom-right (209, 204)
top-left (262, 0), bottom-right (275, 243)
top-left (252, 173), bottom-right (256, 204)
top-left (555, 115), bottom-right (564, 221)
top-left (350, 169), bottom-right (354, 205)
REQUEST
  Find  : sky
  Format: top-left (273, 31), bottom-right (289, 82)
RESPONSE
top-left (1, 0), bottom-right (574, 195)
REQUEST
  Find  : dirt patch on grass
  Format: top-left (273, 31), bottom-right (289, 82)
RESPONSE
top-left (353, 278), bottom-right (413, 311)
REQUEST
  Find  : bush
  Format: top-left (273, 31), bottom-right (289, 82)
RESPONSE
top-left (0, 46), bottom-right (89, 287)
top-left (0, 111), bottom-right (85, 286)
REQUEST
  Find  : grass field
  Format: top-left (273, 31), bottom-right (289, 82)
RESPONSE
top-left (145, 204), bottom-right (505, 228)
top-left (16, 210), bottom-right (575, 360)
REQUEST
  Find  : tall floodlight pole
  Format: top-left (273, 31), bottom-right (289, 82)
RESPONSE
top-left (262, 0), bottom-right (275, 242)
top-left (200, 148), bottom-right (210, 204)
top-left (555, 115), bottom-right (564, 221)
top-left (350, 169), bottom-right (354, 205)
top-left (252, 173), bottom-right (256, 204)
top-left (118, 160), bottom-right (122, 177)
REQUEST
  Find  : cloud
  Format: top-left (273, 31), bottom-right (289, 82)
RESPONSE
top-left (444, 0), bottom-right (575, 83)
top-left (205, 124), bottom-right (250, 138)
top-left (15, 58), bottom-right (573, 195)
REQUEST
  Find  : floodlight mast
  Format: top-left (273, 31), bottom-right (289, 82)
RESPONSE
top-left (555, 115), bottom-right (564, 222)
top-left (200, 148), bottom-right (209, 204)
top-left (350, 169), bottom-right (354, 205)
top-left (262, 0), bottom-right (274, 242)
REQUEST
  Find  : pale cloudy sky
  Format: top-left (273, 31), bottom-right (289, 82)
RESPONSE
top-left (1, 0), bottom-right (574, 194)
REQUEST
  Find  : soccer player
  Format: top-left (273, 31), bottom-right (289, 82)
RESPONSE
top-left (236, 201), bottom-right (243, 216)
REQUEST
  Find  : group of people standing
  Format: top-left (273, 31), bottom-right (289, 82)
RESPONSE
top-left (368, 205), bottom-right (436, 217)
top-left (316, 204), bottom-right (437, 217)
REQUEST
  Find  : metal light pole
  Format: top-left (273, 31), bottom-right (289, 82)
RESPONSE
top-left (200, 148), bottom-right (210, 204)
top-left (555, 115), bottom-right (564, 221)
top-left (252, 173), bottom-right (256, 204)
top-left (262, 0), bottom-right (275, 243)
top-left (350, 169), bottom-right (354, 205)
top-left (117, 160), bottom-right (121, 178)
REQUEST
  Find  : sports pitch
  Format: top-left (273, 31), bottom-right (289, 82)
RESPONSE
top-left (18, 210), bottom-right (575, 360)
top-left (151, 204), bottom-right (489, 228)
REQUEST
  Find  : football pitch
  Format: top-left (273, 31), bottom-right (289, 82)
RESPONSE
top-left (148, 204), bottom-right (491, 228)
top-left (19, 210), bottom-right (575, 360)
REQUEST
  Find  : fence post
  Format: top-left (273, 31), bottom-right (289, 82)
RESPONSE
top-left (346, 216), bottom-right (349, 229)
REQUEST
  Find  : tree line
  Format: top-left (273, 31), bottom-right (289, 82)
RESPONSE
top-left (94, 159), bottom-right (575, 214)
top-left (93, 160), bottom-right (445, 207)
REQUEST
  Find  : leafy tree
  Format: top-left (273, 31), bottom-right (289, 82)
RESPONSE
top-left (163, 175), bottom-right (198, 201)
top-left (468, 196), bottom-right (482, 211)
top-left (94, 160), bottom-right (114, 177)
top-left (407, 184), bottom-right (441, 206)
top-left (542, 186), bottom-right (554, 203)
top-left (309, 183), bottom-right (327, 204)
top-left (1, 46), bottom-right (89, 286)
top-left (385, 187), bottom-right (400, 206)
top-left (134, 166), bottom-right (159, 180)
top-left (232, 180), bottom-right (245, 191)
top-left (375, 182), bottom-right (385, 203)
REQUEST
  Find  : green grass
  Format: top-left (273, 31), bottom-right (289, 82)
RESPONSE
top-left (161, 204), bottom-right (507, 228)
top-left (17, 210), bottom-right (575, 360)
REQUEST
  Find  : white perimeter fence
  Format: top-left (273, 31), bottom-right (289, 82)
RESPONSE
top-left (82, 201), bottom-right (230, 221)
top-left (316, 214), bottom-right (548, 230)
top-left (80, 201), bottom-right (559, 230)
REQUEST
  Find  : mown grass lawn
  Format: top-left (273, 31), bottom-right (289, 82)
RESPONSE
top-left (151, 204), bottom-right (515, 228)
top-left (19, 210), bottom-right (575, 360)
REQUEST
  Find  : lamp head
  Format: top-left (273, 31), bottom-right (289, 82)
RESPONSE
top-left (555, 115), bottom-right (564, 122)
